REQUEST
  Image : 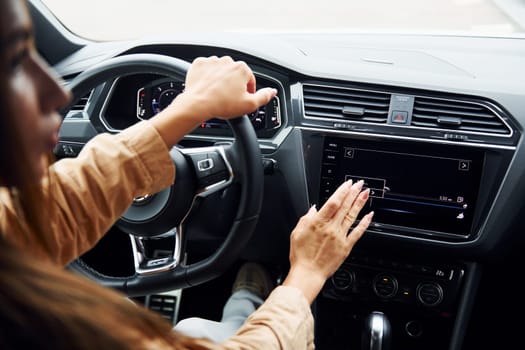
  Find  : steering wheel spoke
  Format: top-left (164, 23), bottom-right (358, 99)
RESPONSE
top-left (129, 229), bottom-right (182, 275)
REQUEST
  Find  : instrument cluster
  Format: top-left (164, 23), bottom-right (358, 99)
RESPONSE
top-left (136, 77), bottom-right (282, 133)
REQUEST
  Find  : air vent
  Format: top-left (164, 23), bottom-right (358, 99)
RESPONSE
top-left (146, 294), bottom-right (177, 323)
top-left (303, 84), bottom-right (390, 123)
top-left (64, 92), bottom-right (91, 119)
top-left (412, 96), bottom-right (510, 135)
top-left (71, 93), bottom-right (90, 111)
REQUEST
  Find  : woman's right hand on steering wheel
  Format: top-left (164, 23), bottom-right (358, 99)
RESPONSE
top-left (150, 56), bottom-right (277, 149)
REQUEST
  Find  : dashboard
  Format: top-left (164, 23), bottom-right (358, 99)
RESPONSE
top-left (50, 29), bottom-right (524, 350)
top-left (57, 38), bottom-right (521, 247)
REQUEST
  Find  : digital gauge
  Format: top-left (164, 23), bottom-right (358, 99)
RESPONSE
top-left (137, 79), bottom-right (184, 120)
top-left (198, 96), bottom-right (281, 131)
top-left (136, 78), bottom-right (282, 134)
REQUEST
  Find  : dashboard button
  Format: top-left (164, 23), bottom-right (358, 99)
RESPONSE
top-left (322, 165), bottom-right (336, 178)
top-left (326, 141), bottom-right (340, 151)
top-left (323, 152), bottom-right (338, 163)
top-left (343, 147), bottom-right (355, 158)
top-left (391, 110), bottom-right (408, 124)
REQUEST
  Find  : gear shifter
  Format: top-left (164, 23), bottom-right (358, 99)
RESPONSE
top-left (362, 311), bottom-right (391, 350)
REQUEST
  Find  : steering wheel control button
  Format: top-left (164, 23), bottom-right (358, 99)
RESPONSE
top-left (373, 273), bottom-right (398, 298)
top-left (197, 158), bottom-right (214, 172)
top-left (331, 268), bottom-right (356, 292)
top-left (184, 148), bottom-right (231, 189)
top-left (416, 282), bottom-right (444, 307)
top-left (207, 152), bottom-right (227, 173)
top-left (193, 152), bottom-right (228, 188)
top-left (190, 153), bottom-right (209, 173)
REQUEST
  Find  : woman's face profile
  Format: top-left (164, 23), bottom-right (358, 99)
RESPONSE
top-left (0, 0), bottom-right (70, 185)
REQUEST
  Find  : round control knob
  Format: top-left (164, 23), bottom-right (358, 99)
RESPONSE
top-left (331, 268), bottom-right (355, 292)
top-left (416, 282), bottom-right (444, 306)
top-left (405, 320), bottom-right (423, 338)
top-left (373, 273), bottom-right (398, 298)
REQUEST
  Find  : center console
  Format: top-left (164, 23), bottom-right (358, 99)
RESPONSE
top-left (315, 250), bottom-right (466, 350)
top-left (300, 129), bottom-right (513, 350)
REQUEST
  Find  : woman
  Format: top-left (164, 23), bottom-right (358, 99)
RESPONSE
top-left (0, 0), bottom-right (373, 349)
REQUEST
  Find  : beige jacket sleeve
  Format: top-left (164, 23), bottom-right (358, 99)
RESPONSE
top-left (1, 119), bottom-right (316, 349)
top-left (220, 286), bottom-right (315, 350)
top-left (183, 286), bottom-right (315, 350)
top-left (0, 120), bottom-right (175, 265)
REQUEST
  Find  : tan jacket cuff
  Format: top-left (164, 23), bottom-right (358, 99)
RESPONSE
top-left (115, 120), bottom-right (175, 194)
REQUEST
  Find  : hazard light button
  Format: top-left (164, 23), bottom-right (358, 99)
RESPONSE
top-left (391, 111), bottom-right (408, 124)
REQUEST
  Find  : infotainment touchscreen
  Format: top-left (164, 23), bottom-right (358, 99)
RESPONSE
top-left (319, 137), bottom-right (484, 237)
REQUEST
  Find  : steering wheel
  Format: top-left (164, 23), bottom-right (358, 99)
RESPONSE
top-left (66, 54), bottom-right (264, 297)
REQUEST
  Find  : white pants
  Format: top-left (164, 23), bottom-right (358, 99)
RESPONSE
top-left (174, 289), bottom-right (263, 343)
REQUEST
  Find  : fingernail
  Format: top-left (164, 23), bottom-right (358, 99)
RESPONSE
top-left (353, 179), bottom-right (364, 190)
top-left (309, 204), bottom-right (317, 213)
top-left (362, 188), bottom-right (370, 200)
top-left (368, 211), bottom-right (375, 220)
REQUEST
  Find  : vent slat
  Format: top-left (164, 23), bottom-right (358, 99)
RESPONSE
top-left (303, 86), bottom-right (390, 101)
top-left (412, 97), bottom-right (510, 136)
top-left (458, 126), bottom-right (509, 134)
top-left (414, 99), bottom-right (483, 112)
top-left (70, 94), bottom-right (90, 111)
top-left (304, 102), bottom-right (388, 114)
top-left (71, 99), bottom-right (88, 110)
top-left (413, 113), bottom-right (505, 127)
top-left (303, 84), bottom-right (390, 123)
top-left (305, 95), bottom-right (390, 109)
top-left (307, 110), bottom-right (388, 120)
top-left (413, 106), bottom-right (494, 119)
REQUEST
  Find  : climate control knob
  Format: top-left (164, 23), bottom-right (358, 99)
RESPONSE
top-left (416, 282), bottom-right (444, 306)
top-left (331, 268), bottom-right (356, 292)
top-left (373, 273), bottom-right (398, 298)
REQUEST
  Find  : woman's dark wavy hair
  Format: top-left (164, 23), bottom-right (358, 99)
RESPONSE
top-left (0, 2), bottom-right (209, 349)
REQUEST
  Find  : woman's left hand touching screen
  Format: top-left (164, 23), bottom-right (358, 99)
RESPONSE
top-left (150, 56), bottom-right (277, 149)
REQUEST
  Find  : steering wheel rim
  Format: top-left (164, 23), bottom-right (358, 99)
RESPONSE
top-left (66, 53), bottom-right (264, 297)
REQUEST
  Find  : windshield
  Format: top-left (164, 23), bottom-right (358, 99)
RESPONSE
top-left (41, 0), bottom-right (525, 41)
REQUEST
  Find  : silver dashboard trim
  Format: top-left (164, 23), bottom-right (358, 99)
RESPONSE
top-left (298, 126), bottom-right (516, 151)
top-left (98, 77), bottom-right (122, 133)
